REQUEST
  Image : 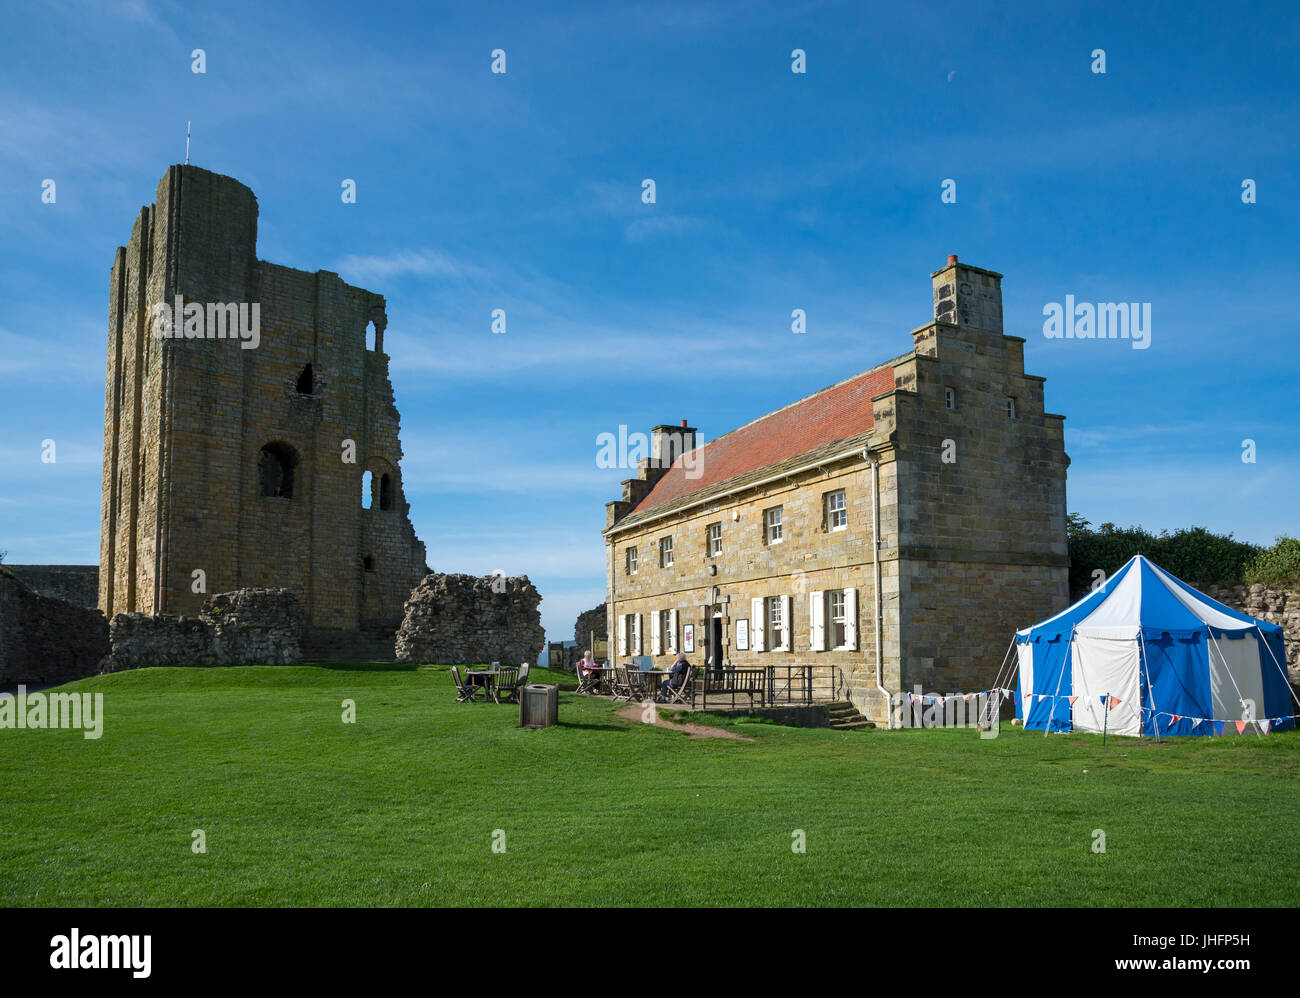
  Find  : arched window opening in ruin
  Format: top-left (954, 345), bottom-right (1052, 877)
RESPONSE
top-left (363, 555), bottom-right (375, 572)
top-left (258, 443), bottom-right (297, 499)
top-left (366, 320), bottom-right (376, 352)
top-left (296, 363), bottom-right (314, 395)
top-left (379, 473), bottom-right (392, 511)
top-left (362, 470), bottom-right (373, 509)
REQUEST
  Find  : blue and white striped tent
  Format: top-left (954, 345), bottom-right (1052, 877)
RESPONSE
top-left (1014, 555), bottom-right (1294, 736)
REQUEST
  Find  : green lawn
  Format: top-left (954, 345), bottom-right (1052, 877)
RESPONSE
top-left (2, 662), bottom-right (1297, 906)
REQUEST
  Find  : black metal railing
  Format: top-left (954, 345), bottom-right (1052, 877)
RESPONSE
top-left (690, 665), bottom-right (835, 710)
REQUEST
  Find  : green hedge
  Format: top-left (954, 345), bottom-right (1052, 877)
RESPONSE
top-left (1067, 515), bottom-right (1261, 593)
top-left (1244, 535), bottom-right (1300, 587)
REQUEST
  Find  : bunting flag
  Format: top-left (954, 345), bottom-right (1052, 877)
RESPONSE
top-left (1068, 696), bottom-right (1078, 706)
top-left (1215, 722), bottom-right (1227, 736)
top-left (1169, 714), bottom-right (1181, 724)
top-left (1235, 720), bottom-right (1248, 735)
top-left (1261, 720), bottom-right (1272, 735)
top-left (1108, 696), bottom-right (1121, 710)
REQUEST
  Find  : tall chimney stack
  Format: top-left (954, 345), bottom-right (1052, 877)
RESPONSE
top-left (931, 255), bottom-right (1004, 334)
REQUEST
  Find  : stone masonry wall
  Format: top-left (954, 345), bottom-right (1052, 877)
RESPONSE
top-left (101, 587), bottom-right (302, 672)
top-left (1206, 583), bottom-right (1300, 682)
top-left (0, 570), bottom-right (111, 685)
top-left (5, 566), bottom-right (100, 608)
top-left (884, 261), bottom-right (1069, 718)
top-left (605, 458), bottom-right (880, 697)
top-left (100, 165), bottom-right (425, 632)
top-left (395, 574), bottom-right (544, 666)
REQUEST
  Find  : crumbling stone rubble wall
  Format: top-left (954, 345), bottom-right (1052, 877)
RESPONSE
top-left (0, 570), bottom-right (110, 685)
top-left (396, 573), bottom-right (544, 666)
top-left (574, 603), bottom-right (607, 650)
top-left (101, 587), bottom-right (302, 672)
top-left (1206, 583), bottom-right (1300, 682)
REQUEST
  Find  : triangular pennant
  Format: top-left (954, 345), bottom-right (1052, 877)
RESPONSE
top-left (963, 694), bottom-right (971, 704)
top-left (1261, 720), bottom-right (1272, 735)
top-left (1169, 714), bottom-right (1181, 724)
top-left (1099, 694), bottom-right (1108, 705)
top-left (1215, 721), bottom-right (1226, 736)
top-left (1109, 696), bottom-right (1122, 710)
top-left (1068, 696), bottom-right (1078, 706)
top-left (1235, 720), bottom-right (1248, 735)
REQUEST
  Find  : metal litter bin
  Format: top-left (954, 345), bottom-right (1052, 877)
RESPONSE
top-left (519, 684), bottom-right (558, 728)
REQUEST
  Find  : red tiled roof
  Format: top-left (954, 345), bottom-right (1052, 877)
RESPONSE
top-left (628, 361), bottom-right (899, 518)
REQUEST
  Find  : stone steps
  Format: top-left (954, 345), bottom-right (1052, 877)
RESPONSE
top-left (827, 699), bottom-right (874, 731)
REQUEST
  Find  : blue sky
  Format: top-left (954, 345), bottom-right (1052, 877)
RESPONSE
top-left (2, 0), bottom-right (1297, 641)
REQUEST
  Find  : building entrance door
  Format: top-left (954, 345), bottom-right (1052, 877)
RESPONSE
top-left (709, 614), bottom-right (724, 678)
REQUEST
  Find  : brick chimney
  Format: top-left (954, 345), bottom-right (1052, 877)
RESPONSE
top-left (931, 254), bottom-right (1004, 334)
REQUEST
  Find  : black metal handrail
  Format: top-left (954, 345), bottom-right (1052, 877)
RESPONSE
top-left (690, 665), bottom-right (821, 710)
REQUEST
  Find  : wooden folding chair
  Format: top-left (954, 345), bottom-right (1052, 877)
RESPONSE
top-left (494, 666), bottom-right (521, 703)
top-left (451, 666), bottom-right (480, 703)
top-left (658, 665), bottom-right (695, 705)
top-left (576, 662), bottom-right (599, 695)
top-left (626, 666), bottom-right (647, 702)
top-left (610, 664), bottom-right (633, 702)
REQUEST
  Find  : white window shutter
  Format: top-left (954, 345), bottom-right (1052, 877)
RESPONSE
top-left (809, 591), bottom-right (825, 652)
top-left (780, 595), bottom-right (792, 651)
top-left (618, 615), bottom-right (627, 656)
top-left (668, 609), bottom-right (678, 654)
top-left (751, 597), bottom-right (766, 652)
top-left (844, 587), bottom-right (858, 650)
top-left (633, 613), bottom-right (642, 655)
top-left (651, 610), bottom-right (662, 655)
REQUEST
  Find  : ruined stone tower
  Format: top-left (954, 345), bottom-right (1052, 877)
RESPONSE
top-left (99, 165), bottom-right (427, 636)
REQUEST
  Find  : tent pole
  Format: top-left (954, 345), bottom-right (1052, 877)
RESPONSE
top-left (987, 636), bottom-right (1017, 729)
top-left (1138, 629), bottom-right (1159, 743)
top-left (1255, 625), bottom-right (1300, 713)
top-left (1046, 627), bottom-right (1073, 737)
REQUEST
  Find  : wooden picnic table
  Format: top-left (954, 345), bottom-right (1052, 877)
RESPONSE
top-left (464, 669), bottom-right (497, 700)
top-left (636, 669), bottom-right (670, 699)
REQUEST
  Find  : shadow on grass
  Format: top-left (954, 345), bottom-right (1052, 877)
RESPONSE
top-left (308, 661), bottom-right (422, 672)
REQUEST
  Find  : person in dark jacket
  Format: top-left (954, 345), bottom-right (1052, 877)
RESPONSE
top-left (657, 652), bottom-right (691, 701)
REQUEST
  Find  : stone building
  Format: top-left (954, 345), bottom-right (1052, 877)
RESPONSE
top-left (99, 165), bottom-right (427, 641)
top-left (602, 256), bottom-right (1070, 725)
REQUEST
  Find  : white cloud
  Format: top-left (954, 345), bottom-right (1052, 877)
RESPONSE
top-left (421, 530), bottom-right (603, 579)
top-left (332, 249), bottom-right (488, 285)
top-left (0, 328), bottom-right (104, 382)
top-left (624, 214), bottom-right (708, 242)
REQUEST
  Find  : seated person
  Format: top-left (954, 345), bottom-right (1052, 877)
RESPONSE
top-left (576, 650), bottom-right (599, 683)
top-left (657, 653), bottom-right (692, 702)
